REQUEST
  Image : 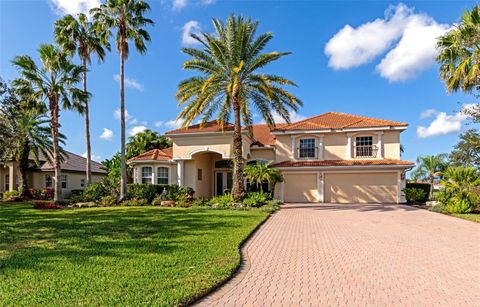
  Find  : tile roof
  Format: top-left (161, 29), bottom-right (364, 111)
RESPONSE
top-left (128, 148), bottom-right (173, 162)
top-left (249, 124), bottom-right (287, 146)
top-left (272, 159), bottom-right (414, 168)
top-left (275, 112), bottom-right (408, 131)
top-left (36, 151), bottom-right (107, 174)
top-left (165, 120), bottom-right (234, 134)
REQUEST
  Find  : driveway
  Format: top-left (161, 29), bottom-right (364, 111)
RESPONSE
top-left (196, 203), bottom-right (480, 306)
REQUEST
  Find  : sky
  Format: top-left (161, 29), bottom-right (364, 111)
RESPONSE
top-left (1, 0), bottom-right (478, 164)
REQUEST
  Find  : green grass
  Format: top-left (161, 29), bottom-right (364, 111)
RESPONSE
top-left (0, 203), bottom-right (269, 306)
top-left (451, 213), bottom-right (480, 223)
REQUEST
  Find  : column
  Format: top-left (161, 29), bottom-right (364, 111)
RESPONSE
top-left (397, 171), bottom-right (406, 203)
top-left (318, 135), bottom-right (324, 160)
top-left (177, 160), bottom-right (184, 186)
top-left (151, 165), bottom-right (157, 185)
top-left (8, 162), bottom-right (15, 192)
top-left (291, 136), bottom-right (296, 160)
top-left (377, 131), bottom-right (384, 159)
top-left (317, 172), bottom-right (324, 203)
top-left (280, 181), bottom-right (285, 202)
top-left (346, 134), bottom-right (353, 159)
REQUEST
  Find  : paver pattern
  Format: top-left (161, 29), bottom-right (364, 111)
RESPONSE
top-left (196, 203), bottom-right (480, 306)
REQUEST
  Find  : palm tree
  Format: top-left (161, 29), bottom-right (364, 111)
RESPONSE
top-left (244, 160), bottom-right (283, 193)
top-left (54, 13), bottom-right (110, 186)
top-left (126, 129), bottom-right (172, 158)
top-left (415, 154), bottom-right (448, 199)
top-left (91, 0), bottom-right (153, 201)
top-left (176, 15), bottom-right (302, 201)
top-left (12, 44), bottom-right (87, 202)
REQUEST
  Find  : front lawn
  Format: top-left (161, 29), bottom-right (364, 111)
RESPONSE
top-left (0, 203), bottom-right (269, 306)
top-left (451, 213), bottom-right (480, 223)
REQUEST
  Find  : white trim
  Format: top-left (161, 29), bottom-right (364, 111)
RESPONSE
top-left (187, 147), bottom-right (229, 159)
top-left (377, 131), bottom-right (384, 159)
top-left (280, 181), bottom-right (285, 202)
top-left (177, 160), bottom-right (184, 186)
top-left (166, 130), bottom-right (248, 137)
top-left (272, 126), bottom-right (407, 135)
top-left (128, 160), bottom-right (175, 165)
top-left (277, 165), bottom-right (414, 171)
top-left (291, 136), bottom-right (297, 160)
top-left (347, 134), bottom-right (353, 159)
top-left (250, 145), bottom-right (275, 149)
top-left (397, 171), bottom-right (403, 204)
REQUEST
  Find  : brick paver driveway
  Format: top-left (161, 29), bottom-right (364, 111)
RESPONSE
top-left (196, 203), bottom-right (480, 306)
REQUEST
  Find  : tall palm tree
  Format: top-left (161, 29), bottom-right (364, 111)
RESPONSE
top-left (176, 15), bottom-right (302, 201)
top-left (91, 0), bottom-right (153, 201)
top-left (12, 44), bottom-right (87, 202)
top-left (415, 154), bottom-right (448, 199)
top-left (54, 13), bottom-right (110, 186)
top-left (126, 129), bottom-right (172, 158)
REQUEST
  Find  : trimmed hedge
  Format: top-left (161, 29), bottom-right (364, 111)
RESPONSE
top-left (406, 182), bottom-right (430, 202)
top-left (126, 184), bottom-right (195, 203)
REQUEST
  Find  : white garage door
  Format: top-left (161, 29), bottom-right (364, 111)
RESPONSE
top-left (283, 173), bottom-right (319, 202)
top-left (324, 173), bottom-right (397, 203)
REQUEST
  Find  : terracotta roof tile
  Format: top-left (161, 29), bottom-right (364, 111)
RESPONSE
top-left (276, 112), bottom-right (407, 131)
top-left (272, 159), bottom-right (414, 167)
top-left (249, 124), bottom-right (287, 146)
top-left (165, 120), bottom-right (234, 134)
top-left (128, 148), bottom-right (173, 162)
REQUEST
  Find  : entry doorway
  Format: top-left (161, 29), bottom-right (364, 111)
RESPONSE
top-left (215, 171), bottom-right (232, 195)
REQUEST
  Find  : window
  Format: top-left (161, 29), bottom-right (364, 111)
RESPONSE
top-left (197, 168), bottom-right (203, 181)
top-left (355, 136), bottom-right (374, 157)
top-left (60, 175), bottom-right (68, 189)
top-left (157, 167), bottom-right (169, 185)
top-left (45, 175), bottom-right (53, 188)
top-left (299, 138), bottom-right (316, 158)
top-left (141, 167), bottom-right (153, 184)
top-left (80, 179), bottom-right (85, 188)
top-left (5, 175), bottom-right (9, 191)
top-left (214, 160), bottom-right (233, 169)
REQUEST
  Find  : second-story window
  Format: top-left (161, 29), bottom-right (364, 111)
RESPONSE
top-left (299, 138), bottom-right (316, 158)
top-left (355, 136), bottom-right (374, 158)
top-left (141, 167), bottom-right (153, 184)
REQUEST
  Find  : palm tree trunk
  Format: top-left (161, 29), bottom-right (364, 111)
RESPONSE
top-left (83, 58), bottom-right (92, 186)
top-left (429, 175), bottom-right (434, 200)
top-left (49, 97), bottom-right (63, 202)
top-left (231, 99), bottom-right (246, 202)
top-left (19, 140), bottom-right (31, 198)
top-left (119, 53), bottom-right (127, 201)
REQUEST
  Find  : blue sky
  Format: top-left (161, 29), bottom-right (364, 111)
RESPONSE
top-left (1, 0), bottom-right (478, 164)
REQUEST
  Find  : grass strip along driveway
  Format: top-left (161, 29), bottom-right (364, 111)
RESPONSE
top-left (0, 203), bottom-right (269, 306)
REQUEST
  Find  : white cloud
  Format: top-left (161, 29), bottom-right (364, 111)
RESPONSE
top-left (49, 0), bottom-right (100, 15)
top-left (129, 125), bottom-right (148, 136)
top-left (155, 121), bottom-right (164, 127)
top-left (420, 108), bottom-right (438, 119)
top-left (325, 3), bottom-right (450, 81)
top-left (261, 111), bottom-right (306, 124)
top-left (164, 119), bottom-right (182, 129)
top-left (172, 0), bottom-right (187, 11)
top-left (113, 74), bottom-right (144, 91)
top-left (82, 152), bottom-right (101, 161)
top-left (417, 105), bottom-right (473, 138)
top-left (182, 21), bottom-right (201, 46)
top-left (99, 128), bottom-right (113, 140)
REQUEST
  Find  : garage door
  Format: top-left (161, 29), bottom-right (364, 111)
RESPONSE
top-left (284, 173), bottom-right (319, 202)
top-left (324, 173), bottom-right (397, 203)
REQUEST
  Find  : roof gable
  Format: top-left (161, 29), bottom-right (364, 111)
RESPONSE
top-left (128, 148), bottom-right (173, 162)
top-left (165, 120), bottom-right (234, 135)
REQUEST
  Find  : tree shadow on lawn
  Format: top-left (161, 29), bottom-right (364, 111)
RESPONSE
top-left (0, 204), bottom-right (246, 272)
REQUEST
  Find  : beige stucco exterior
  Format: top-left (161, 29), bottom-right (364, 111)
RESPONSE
top-left (130, 116), bottom-right (412, 203)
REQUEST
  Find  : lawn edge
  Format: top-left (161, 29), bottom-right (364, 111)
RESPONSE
top-left (184, 210), bottom-right (275, 306)
top-left (404, 203), bottom-right (480, 223)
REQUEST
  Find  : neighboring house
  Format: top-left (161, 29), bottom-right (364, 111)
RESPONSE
top-left (128, 112), bottom-right (415, 203)
top-left (0, 151), bottom-right (107, 197)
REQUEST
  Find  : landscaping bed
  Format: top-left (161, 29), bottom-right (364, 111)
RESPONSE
top-left (0, 202), bottom-right (270, 306)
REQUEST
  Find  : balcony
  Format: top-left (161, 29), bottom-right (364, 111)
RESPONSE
top-left (354, 145), bottom-right (378, 159)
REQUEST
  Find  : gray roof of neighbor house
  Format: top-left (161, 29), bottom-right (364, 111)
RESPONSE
top-left (29, 151), bottom-right (107, 174)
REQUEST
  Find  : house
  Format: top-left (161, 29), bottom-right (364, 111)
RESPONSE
top-left (127, 112), bottom-right (415, 203)
top-left (0, 151), bottom-right (107, 197)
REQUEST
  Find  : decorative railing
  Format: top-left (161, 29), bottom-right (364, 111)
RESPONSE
top-left (354, 145), bottom-right (378, 158)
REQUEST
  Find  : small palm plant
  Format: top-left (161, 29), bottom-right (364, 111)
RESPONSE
top-left (55, 13), bottom-right (110, 186)
top-left (12, 44), bottom-right (87, 202)
top-left (244, 161), bottom-right (283, 193)
top-left (91, 0), bottom-right (153, 201)
top-left (177, 15), bottom-right (302, 201)
top-left (440, 166), bottom-right (480, 213)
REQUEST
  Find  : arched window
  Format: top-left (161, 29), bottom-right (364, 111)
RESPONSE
top-left (141, 167), bottom-right (153, 184)
top-left (157, 167), bottom-right (169, 185)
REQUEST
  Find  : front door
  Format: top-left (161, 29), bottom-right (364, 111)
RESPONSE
top-left (215, 171), bottom-right (232, 195)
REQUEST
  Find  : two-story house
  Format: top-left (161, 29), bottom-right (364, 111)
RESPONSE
top-left (127, 112), bottom-right (414, 203)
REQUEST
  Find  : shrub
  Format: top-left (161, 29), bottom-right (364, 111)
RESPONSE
top-left (405, 183), bottom-right (430, 202)
top-left (81, 177), bottom-right (119, 202)
top-left (176, 194), bottom-right (191, 207)
top-left (261, 199), bottom-right (282, 212)
top-left (70, 189), bottom-right (83, 196)
top-left (444, 196), bottom-right (474, 214)
top-left (2, 190), bottom-right (21, 201)
top-left (99, 195), bottom-right (117, 207)
top-left (191, 198), bottom-right (210, 207)
top-left (403, 188), bottom-right (427, 203)
top-left (209, 193), bottom-right (235, 208)
top-left (122, 198), bottom-right (148, 206)
top-left (42, 188), bottom-right (55, 199)
top-left (127, 184), bottom-right (164, 202)
top-left (243, 191), bottom-right (271, 208)
top-left (152, 195), bottom-right (163, 206)
top-left (32, 201), bottom-right (64, 210)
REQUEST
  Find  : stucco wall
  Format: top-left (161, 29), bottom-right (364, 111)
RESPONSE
top-left (193, 153), bottom-right (214, 197)
top-left (383, 131), bottom-right (401, 159)
top-left (30, 171), bottom-right (105, 197)
top-left (249, 148), bottom-right (275, 162)
top-left (283, 173), bottom-right (319, 202)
